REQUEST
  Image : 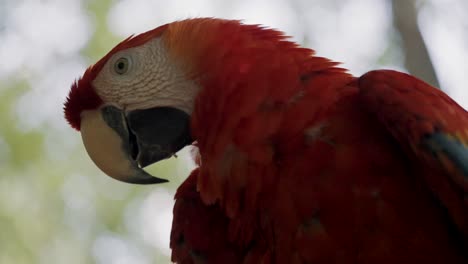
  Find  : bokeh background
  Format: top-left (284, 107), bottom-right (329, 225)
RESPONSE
top-left (0, 0), bottom-right (467, 263)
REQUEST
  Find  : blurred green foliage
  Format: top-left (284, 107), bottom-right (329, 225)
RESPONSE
top-left (0, 1), bottom-right (189, 263)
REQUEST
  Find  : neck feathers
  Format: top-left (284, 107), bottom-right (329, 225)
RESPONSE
top-left (169, 19), bottom-right (354, 217)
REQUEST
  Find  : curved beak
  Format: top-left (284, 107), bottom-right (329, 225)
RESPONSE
top-left (79, 105), bottom-right (192, 184)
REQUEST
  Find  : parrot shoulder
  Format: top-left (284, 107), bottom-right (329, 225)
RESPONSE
top-left (358, 69), bottom-right (468, 237)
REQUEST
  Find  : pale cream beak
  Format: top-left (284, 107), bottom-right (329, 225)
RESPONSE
top-left (79, 108), bottom-right (167, 184)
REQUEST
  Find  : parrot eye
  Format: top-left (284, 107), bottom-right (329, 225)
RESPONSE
top-left (113, 57), bottom-right (131, 75)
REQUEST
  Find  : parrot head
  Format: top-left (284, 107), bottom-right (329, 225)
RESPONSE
top-left (63, 20), bottom-right (211, 184)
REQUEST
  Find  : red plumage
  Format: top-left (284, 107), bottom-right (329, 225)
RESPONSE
top-left (64, 18), bottom-right (468, 263)
top-left (166, 19), bottom-right (467, 263)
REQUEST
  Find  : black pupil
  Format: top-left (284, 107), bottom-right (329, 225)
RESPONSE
top-left (118, 61), bottom-right (125, 70)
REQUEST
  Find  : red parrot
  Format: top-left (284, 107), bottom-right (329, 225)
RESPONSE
top-left (64, 18), bottom-right (468, 263)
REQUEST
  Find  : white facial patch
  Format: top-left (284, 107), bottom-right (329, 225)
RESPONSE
top-left (92, 38), bottom-right (200, 114)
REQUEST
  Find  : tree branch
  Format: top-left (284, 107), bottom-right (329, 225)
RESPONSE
top-left (391, 0), bottom-right (440, 88)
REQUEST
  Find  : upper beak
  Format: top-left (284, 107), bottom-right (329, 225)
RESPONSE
top-left (79, 105), bottom-right (192, 184)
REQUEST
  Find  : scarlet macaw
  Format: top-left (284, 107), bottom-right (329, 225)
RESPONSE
top-left (64, 18), bottom-right (468, 263)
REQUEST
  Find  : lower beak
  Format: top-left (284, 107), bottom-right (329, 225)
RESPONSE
top-left (79, 105), bottom-right (192, 184)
